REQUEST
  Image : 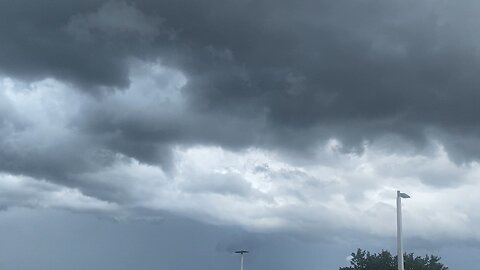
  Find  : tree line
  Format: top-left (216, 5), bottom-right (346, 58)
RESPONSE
top-left (340, 249), bottom-right (448, 270)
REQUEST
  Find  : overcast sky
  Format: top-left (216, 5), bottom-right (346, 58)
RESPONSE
top-left (1, 0), bottom-right (480, 269)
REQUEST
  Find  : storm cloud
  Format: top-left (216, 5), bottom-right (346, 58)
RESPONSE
top-left (2, 0), bottom-right (480, 269)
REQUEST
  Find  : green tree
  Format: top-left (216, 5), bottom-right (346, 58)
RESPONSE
top-left (340, 249), bottom-right (448, 270)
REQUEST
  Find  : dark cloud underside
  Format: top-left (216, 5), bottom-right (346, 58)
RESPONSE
top-left (2, 1), bottom-right (480, 156)
top-left (1, 0), bottom-right (480, 210)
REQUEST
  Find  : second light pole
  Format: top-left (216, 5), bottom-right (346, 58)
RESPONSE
top-left (235, 250), bottom-right (248, 270)
top-left (397, 190), bottom-right (410, 270)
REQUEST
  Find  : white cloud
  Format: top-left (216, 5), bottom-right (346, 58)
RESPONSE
top-left (142, 143), bottom-right (480, 242)
top-left (0, 173), bottom-right (118, 212)
top-left (2, 59), bottom-right (480, 245)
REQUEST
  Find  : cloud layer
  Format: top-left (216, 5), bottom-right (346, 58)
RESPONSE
top-left (2, 0), bottom-right (480, 249)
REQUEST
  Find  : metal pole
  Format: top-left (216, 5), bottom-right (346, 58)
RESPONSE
top-left (235, 250), bottom-right (248, 270)
top-left (397, 190), bottom-right (403, 270)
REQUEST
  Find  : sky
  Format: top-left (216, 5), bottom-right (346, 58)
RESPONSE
top-left (1, 0), bottom-right (480, 269)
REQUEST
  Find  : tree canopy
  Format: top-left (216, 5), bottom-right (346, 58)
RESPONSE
top-left (340, 249), bottom-right (448, 270)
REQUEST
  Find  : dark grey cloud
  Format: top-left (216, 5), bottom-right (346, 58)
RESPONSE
top-left (0, 0), bottom-right (168, 89)
top-left (145, 0), bottom-right (480, 159)
top-left (3, 0), bottom-right (480, 164)
top-left (0, 0), bottom-right (478, 228)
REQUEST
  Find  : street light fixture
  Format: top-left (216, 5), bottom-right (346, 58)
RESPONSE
top-left (397, 190), bottom-right (410, 270)
top-left (235, 250), bottom-right (249, 270)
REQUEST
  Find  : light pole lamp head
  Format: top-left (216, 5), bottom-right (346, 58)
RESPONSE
top-left (235, 250), bottom-right (249, 254)
top-left (397, 191), bottom-right (410, 199)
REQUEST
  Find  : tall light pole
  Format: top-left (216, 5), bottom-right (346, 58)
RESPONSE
top-left (235, 250), bottom-right (248, 270)
top-left (397, 190), bottom-right (410, 270)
